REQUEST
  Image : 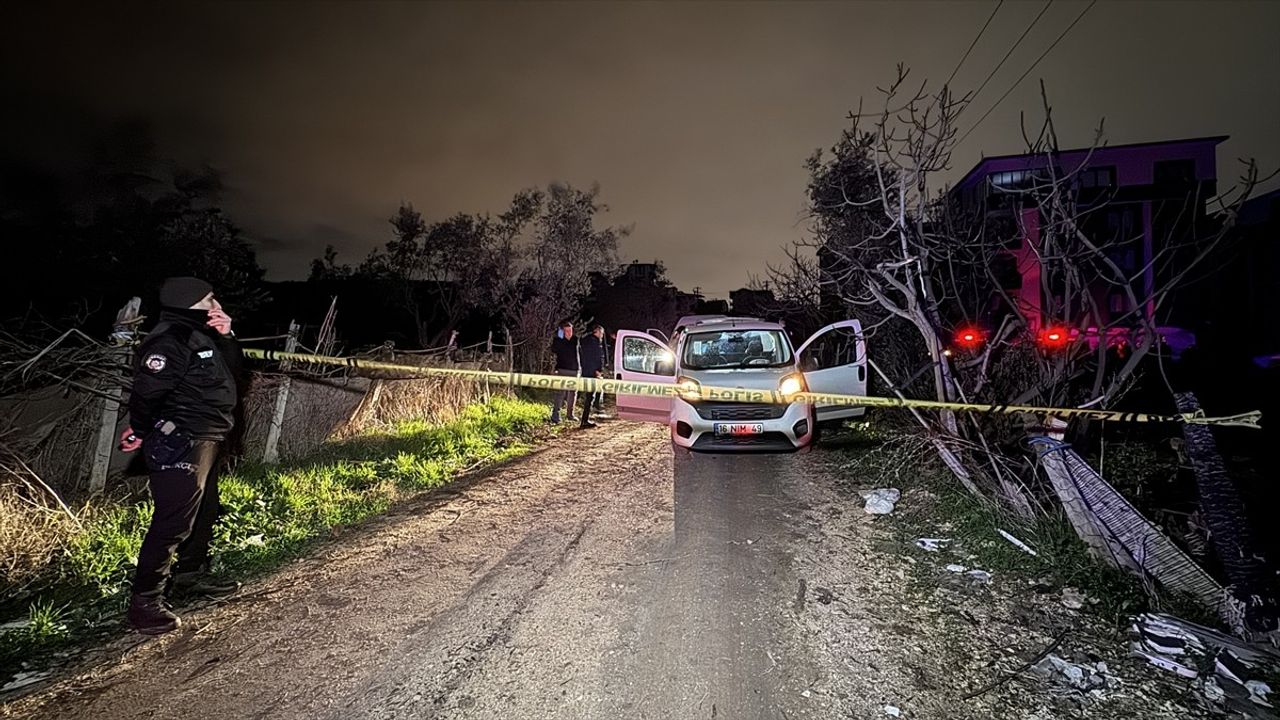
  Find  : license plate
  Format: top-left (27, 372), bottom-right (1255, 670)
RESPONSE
top-left (714, 422), bottom-right (765, 436)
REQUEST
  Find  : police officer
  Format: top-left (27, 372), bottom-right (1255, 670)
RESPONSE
top-left (119, 277), bottom-right (241, 634)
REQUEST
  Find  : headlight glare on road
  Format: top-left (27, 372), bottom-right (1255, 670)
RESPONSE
top-left (676, 376), bottom-right (702, 402)
top-left (778, 374), bottom-right (806, 397)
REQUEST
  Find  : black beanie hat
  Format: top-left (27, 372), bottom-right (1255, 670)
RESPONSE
top-left (158, 277), bottom-right (213, 309)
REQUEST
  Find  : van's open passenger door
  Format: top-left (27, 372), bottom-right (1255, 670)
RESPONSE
top-left (613, 330), bottom-right (675, 423)
top-left (796, 319), bottom-right (867, 422)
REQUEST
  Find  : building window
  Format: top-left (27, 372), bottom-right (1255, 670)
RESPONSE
top-left (1104, 207), bottom-right (1139, 241)
top-left (988, 167), bottom-right (1061, 193)
top-left (989, 170), bottom-right (1027, 191)
top-left (1078, 166), bottom-right (1116, 189)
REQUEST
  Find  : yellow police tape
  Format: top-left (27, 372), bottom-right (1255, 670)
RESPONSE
top-left (241, 348), bottom-right (1262, 429)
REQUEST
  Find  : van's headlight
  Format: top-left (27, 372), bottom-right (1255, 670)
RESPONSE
top-left (778, 373), bottom-right (806, 397)
top-left (676, 376), bottom-right (702, 402)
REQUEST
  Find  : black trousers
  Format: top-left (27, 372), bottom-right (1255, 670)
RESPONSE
top-left (580, 370), bottom-right (602, 420)
top-left (131, 440), bottom-right (223, 597)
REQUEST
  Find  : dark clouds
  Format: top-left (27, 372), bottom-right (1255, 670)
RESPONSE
top-left (4, 1), bottom-right (1277, 297)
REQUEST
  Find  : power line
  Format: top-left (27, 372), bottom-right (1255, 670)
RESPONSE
top-left (956, 0), bottom-right (1099, 148)
top-left (966, 0), bottom-right (1055, 107)
top-left (945, 0), bottom-right (1005, 89)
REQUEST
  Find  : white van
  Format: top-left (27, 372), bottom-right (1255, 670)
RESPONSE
top-left (612, 316), bottom-right (867, 451)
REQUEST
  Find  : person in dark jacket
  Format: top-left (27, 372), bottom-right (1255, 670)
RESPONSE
top-left (549, 320), bottom-right (579, 424)
top-left (578, 324), bottom-right (607, 428)
top-left (118, 277), bottom-right (242, 634)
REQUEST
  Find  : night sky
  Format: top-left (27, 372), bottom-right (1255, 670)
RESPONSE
top-left (3, 1), bottom-right (1277, 298)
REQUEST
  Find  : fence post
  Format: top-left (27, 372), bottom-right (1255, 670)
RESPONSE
top-left (89, 297), bottom-right (142, 494)
top-left (263, 320), bottom-right (300, 464)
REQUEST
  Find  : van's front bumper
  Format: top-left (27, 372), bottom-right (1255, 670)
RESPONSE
top-left (670, 399), bottom-right (813, 452)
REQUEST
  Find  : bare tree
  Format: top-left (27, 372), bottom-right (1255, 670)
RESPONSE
top-left (487, 183), bottom-right (627, 372)
top-left (778, 66), bottom-right (1266, 518)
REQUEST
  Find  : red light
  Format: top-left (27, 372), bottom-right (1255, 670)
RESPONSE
top-left (953, 326), bottom-right (986, 350)
top-left (1038, 326), bottom-right (1071, 350)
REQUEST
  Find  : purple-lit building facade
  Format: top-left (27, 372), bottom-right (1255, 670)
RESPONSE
top-left (947, 136), bottom-right (1227, 352)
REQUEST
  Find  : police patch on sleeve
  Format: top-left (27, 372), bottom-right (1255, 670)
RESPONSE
top-left (144, 353), bottom-right (168, 372)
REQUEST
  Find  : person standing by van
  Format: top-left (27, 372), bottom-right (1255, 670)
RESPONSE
top-left (549, 320), bottom-right (579, 424)
top-left (578, 324), bottom-right (606, 427)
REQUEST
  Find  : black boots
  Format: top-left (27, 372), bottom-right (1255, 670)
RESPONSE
top-left (127, 593), bottom-right (181, 635)
top-left (171, 570), bottom-right (240, 600)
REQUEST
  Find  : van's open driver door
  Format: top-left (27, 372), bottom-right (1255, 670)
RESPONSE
top-left (613, 330), bottom-right (675, 423)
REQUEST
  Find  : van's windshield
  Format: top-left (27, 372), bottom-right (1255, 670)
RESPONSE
top-left (682, 330), bottom-right (793, 370)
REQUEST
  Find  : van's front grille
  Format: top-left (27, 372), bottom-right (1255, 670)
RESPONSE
top-left (691, 431), bottom-right (797, 452)
top-left (693, 402), bottom-right (787, 421)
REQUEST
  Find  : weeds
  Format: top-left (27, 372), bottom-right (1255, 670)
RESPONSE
top-left (829, 423), bottom-right (1180, 631)
top-left (1, 396), bottom-right (549, 681)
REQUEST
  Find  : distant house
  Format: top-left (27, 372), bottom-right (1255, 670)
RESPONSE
top-left (696, 298), bottom-right (730, 315)
top-left (729, 287), bottom-right (775, 318)
top-left (947, 136), bottom-right (1228, 351)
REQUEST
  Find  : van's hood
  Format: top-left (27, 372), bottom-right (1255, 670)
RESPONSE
top-left (681, 365), bottom-right (796, 392)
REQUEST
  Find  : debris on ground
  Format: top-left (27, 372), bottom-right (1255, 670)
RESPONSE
top-left (964, 569), bottom-right (993, 586)
top-left (1060, 587), bottom-right (1086, 610)
top-left (915, 537), bottom-right (951, 552)
top-left (996, 528), bottom-right (1038, 556)
top-left (1132, 613), bottom-right (1280, 717)
top-left (883, 704), bottom-right (902, 717)
top-left (943, 563), bottom-right (993, 586)
top-left (862, 488), bottom-right (901, 515)
top-left (1033, 653), bottom-right (1112, 693)
top-left (1, 671), bottom-right (51, 693)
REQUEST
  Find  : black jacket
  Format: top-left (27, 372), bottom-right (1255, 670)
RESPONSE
top-left (551, 335), bottom-right (579, 372)
top-left (579, 334), bottom-right (606, 375)
top-left (129, 309), bottom-right (242, 441)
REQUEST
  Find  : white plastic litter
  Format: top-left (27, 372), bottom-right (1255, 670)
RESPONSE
top-left (996, 528), bottom-right (1038, 556)
top-left (1060, 587), bottom-right (1086, 610)
top-left (883, 705), bottom-right (901, 717)
top-left (964, 569), bottom-right (993, 585)
top-left (1247, 680), bottom-right (1274, 708)
top-left (945, 564), bottom-right (967, 573)
top-left (915, 538), bottom-right (951, 552)
top-left (862, 488), bottom-right (901, 515)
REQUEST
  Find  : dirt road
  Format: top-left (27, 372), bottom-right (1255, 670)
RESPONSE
top-left (4, 421), bottom-right (1208, 719)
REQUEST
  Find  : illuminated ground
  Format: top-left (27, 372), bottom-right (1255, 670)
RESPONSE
top-left (2, 422), bottom-right (1211, 719)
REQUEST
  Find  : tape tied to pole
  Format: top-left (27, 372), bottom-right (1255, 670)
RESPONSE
top-left (240, 348), bottom-right (1261, 429)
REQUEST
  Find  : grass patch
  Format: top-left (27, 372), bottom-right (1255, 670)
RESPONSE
top-left (824, 423), bottom-right (1210, 631)
top-left (902, 478), bottom-right (1148, 628)
top-left (1, 396), bottom-right (549, 680)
